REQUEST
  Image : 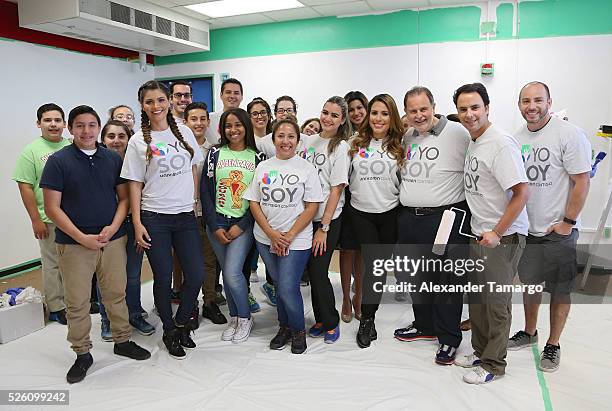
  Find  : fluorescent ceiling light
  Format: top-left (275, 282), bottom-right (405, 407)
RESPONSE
top-left (186, 0), bottom-right (305, 18)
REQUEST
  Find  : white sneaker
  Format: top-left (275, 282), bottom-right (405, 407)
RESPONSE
top-left (221, 317), bottom-right (238, 341)
top-left (454, 353), bottom-right (482, 368)
top-left (232, 317), bottom-right (253, 344)
top-left (463, 366), bottom-right (500, 384)
top-left (250, 270), bottom-right (259, 282)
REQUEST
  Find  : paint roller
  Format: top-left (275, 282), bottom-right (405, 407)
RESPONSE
top-left (432, 207), bottom-right (479, 256)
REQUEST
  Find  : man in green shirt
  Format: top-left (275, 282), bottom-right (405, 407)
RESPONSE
top-left (12, 103), bottom-right (71, 324)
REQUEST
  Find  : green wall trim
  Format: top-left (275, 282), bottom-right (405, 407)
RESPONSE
top-left (155, 0), bottom-right (612, 66)
top-left (518, 0), bottom-right (612, 39)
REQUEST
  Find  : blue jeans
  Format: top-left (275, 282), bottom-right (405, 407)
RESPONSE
top-left (207, 214), bottom-right (254, 319)
top-left (141, 211), bottom-right (205, 332)
top-left (255, 241), bottom-right (310, 331)
top-left (99, 217), bottom-right (144, 322)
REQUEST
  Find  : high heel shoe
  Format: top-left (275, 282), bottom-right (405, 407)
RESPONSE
top-left (341, 300), bottom-right (353, 323)
top-left (352, 295), bottom-right (361, 321)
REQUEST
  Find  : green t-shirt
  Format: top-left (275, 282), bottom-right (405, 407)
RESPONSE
top-left (215, 146), bottom-right (257, 218)
top-left (12, 137), bottom-right (71, 223)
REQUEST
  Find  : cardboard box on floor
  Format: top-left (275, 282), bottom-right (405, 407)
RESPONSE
top-left (0, 302), bottom-right (45, 343)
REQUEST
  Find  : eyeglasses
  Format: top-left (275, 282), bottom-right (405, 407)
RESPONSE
top-left (172, 92), bottom-right (192, 99)
top-left (250, 110), bottom-right (268, 118)
top-left (275, 108), bottom-right (295, 115)
top-left (114, 114), bottom-right (134, 120)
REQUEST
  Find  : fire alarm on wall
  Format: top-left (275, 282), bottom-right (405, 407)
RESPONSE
top-left (481, 63), bottom-right (494, 76)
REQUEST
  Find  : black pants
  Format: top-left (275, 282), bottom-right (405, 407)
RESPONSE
top-left (307, 218), bottom-right (341, 331)
top-left (351, 206), bottom-right (399, 320)
top-left (397, 201), bottom-right (470, 347)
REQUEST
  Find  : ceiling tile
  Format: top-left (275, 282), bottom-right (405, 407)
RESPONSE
top-left (143, 0), bottom-right (180, 7)
top-left (298, 0), bottom-right (351, 6)
top-left (211, 13), bottom-right (276, 28)
top-left (366, 0), bottom-right (429, 11)
top-left (313, 1), bottom-right (372, 16)
top-left (174, 0), bottom-right (218, 5)
top-left (263, 7), bottom-right (322, 21)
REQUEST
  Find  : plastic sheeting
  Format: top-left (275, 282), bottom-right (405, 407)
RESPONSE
top-left (0, 272), bottom-right (610, 411)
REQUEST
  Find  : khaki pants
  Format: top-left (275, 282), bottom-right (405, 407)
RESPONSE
top-left (38, 223), bottom-right (65, 312)
top-left (172, 216), bottom-right (217, 303)
top-left (58, 236), bottom-right (130, 354)
top-left (469, 234), bottom-right (525, 375)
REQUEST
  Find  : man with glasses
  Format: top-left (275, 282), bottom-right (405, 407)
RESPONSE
top-left (170, 80), bottom-right (193, 123)
top-left (109, 105), bottom-right (136, 134)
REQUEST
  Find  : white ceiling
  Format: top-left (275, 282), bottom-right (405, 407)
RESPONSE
top-left (144, 0), bottom-right (485, 29)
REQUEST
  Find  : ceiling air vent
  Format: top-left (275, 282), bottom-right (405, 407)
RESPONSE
top-left (156, 16), bottom-right (171, 36)
top-left (110, 2), bottom-right (130, 25)
top-left (18, 0), bottom-right (209, 56)
top-left (175, 22), bottom-right (189, 41)
top-left (134, 9), bottom-right (152, 31)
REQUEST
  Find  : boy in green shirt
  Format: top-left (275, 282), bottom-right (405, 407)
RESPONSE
top-left (12, 103), bottom-right (71, 324)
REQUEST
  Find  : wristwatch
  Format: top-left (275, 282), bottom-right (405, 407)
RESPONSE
top-left (563, 217), bottom-right (577, 226)
top-left (320, 224), bottom-right (330, 232)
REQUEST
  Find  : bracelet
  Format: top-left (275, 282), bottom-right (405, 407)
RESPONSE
top-left (492, 228), bottom-right (503, 239)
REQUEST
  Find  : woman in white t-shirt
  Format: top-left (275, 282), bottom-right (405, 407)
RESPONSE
top-left (301, 118), bottom-right (322, 136)
top-left (303, 96), bottom-right (351, 344)
top-left (244, 118), bottom-right (323, 354)
top-left (121, 80), bottom-right (204, 360)
top-left (339, 91), bottom-right (369, 323)
top-left (348, 93), bottom-right (405, 349)
top-left (246, 98), bottom-right (275, 295)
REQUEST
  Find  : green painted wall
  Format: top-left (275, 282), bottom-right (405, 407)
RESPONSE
top-left (156, 0), bottom-right (612, 66)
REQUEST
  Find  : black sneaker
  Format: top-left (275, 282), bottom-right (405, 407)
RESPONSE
top-left (270, 326), bottom-right (292, 350)
top-left (356, 318), bottom-right (378, 349)
top-left (49, 309), bottom-right (67, 325)
top-left (170, 289), bottom-right (181, 304)
top-left (162, 328), bottom-right (186, 359)
top-left (187, 305), bottom-right (200, 330)
top-left (394, 323), bottom-right (436, 342)
top-left (176, 323), bottom-right (196, 350)
top-left (89, 302), bottom-right (100, 314)
top-left (291, 330), bottom-right (307, 354)
top-left (300, 270), bottom-right (310, 287)
top-left (114, 341), bottom-right (151, 360)
top-left (66, 352), bottom-right (93, 384)
top-left (202, 302), bottom-right (228, 324)
top-left (214, 291), bottom-right (227, 306)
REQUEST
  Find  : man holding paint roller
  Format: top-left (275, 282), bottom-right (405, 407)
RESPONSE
top-left (508, 81), bottom-right (591, 373)
top-left (392, 86), bottom-right (471, 366)
top-left (451, 83), bottom-right (530, 385)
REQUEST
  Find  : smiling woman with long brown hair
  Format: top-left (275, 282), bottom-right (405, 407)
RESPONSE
top-left (348, 93), bottom-right (405, 349)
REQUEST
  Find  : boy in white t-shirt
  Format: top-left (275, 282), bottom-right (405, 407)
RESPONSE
top-left (451, 83), bottom-right (530, 385)
top-left (508, 82), bottom-right (591, 373)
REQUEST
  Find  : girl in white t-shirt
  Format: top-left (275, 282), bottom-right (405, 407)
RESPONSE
top-left (121, 80), bottom-right (204, 360)
top-left (348, 93), bottom-right (405, 349)
top-left (304, 96), bottom-right (351, 344)
top-left (244, 119), bottom-right (323, 354)
top-left (340, 91), bottom-right (369, 323)
top-left (301, 118), bottom-right (322, 136)
top-left (246, 98), bottom-right (275, 297)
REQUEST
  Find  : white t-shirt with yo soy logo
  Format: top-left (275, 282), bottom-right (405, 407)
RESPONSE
top-left (244, 155), bottom-right (323, 250)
